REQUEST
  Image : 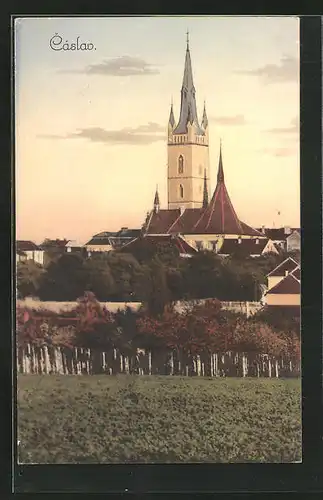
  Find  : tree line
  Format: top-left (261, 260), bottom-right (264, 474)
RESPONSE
top-left (16, 240), bottom-right (298, 304)
top-left (17, 292), bottom-right (300, 359)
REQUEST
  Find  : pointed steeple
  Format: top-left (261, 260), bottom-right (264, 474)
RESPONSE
top-left (153, 185), bottom-right (160, 212)
top-left (217, 139), bottom-right (224, 183)
top-left (202, 168), bottom-right (209, 208)
top-left (168, 98), bottom-right (175, 127)
top-left (192, 144), bottom-right (244, 235)
top-left (173, 34), bottom-right (204, 135)
top-left (201, 101), bottom-right (208, 129)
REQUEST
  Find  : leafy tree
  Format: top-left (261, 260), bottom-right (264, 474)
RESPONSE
top-left (38, 253), bottom-right (87, 300)
top-left (16, 261), bottom-right (44, 298)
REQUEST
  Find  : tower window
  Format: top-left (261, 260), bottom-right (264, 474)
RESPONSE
top-left (178, 155), bottom-right (184, 174)
top-left (179, 184), bottom-right (184, 198)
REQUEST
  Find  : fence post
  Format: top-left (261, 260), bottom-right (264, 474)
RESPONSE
top-left (44, 346), bottom-right (50, 374)
top-left (268, 358), bottom-right (272, 378)
top-left (275, 359), bottom-right (279, 378)
top-left (148, 351), bottom-right (152, 375)
top-left (196, 355), bottom-right (201, 376)
top-left (169, 351), bottom-right (174, 376)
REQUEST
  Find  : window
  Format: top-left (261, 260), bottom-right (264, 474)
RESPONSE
top-left (179, 184), bottom-right (184, 198)
top-left (255, 238), bottom-right (259, 244)
top-left (178, 155), bottom-right (184, 174)
top-left (196, 241), bottom-right (203, 251)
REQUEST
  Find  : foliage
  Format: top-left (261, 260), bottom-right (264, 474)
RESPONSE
top-left (18, 235), bottom-right (298, 305)
top-left (16, 293), bottom-right (300, 359)
top-left (17, 375), bottom-right (302, 463)
top-left (16, 261), bottom-right (45, 299)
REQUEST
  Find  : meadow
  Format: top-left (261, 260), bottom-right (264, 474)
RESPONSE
top-left (17, 375), bottom-right (301, 464)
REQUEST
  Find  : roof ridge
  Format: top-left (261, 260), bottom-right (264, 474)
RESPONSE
top-left (266, 256), bottom-right (299, 277)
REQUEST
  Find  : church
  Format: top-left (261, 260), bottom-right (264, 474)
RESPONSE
top-left (141, 35), bottom-right (277, 257)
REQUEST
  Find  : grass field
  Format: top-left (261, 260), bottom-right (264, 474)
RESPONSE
top-left (17, 375), bottom-right (301, 463)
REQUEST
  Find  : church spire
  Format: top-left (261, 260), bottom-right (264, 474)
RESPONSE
top-left (153, 185), bottom-right (160, 212)
top-left (202, 168), bottom-right (209, 208)
top-left (173, 34), bottom-right (204, 135)
top-left (217, 140), bottom-right (224, 183)
top-left (168, 98), bottom-right (175, 127)
top-left (201, 101), bottom-right (208, 129)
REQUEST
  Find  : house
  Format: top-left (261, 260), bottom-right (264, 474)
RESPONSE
top-left (217, 237), bottom-right (279, 258)
top-left (286, 230), bottom-right (301, 253)
top-left (264, 271), bottom-right (300, 308)
top-left (39, 238), bottom-right (69, 266)
top-left (65, 240), bottom-right (88, 256)
top-left (266, 256), bottom-right (299, 291)
top-left (257, 226), bottom-right (301, 252)
top-left (85, 228), bottom-right (141, 253)
top-left (118, 234), bottom-right (197, 259)
top-left (16, 241), bottom-right (44, 266)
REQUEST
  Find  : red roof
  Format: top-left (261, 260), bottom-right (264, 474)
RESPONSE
top-left (219, 238), bottom-right (269, 256)
top-left (266, 274), bottom-right (300, 295)
top-left (119, 234), bottom-right (196, 256)
top-left (16, 240), bottom-right (41, 251)
top-left (267, 257), bottom-right (299, 277)
top-left (145, 147), bottom-right (262, 238)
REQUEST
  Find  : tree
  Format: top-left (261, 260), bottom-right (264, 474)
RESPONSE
top-left (16, 261), bottom-right (44, 298)
top-left (38, 253), bottom-right (87, 300)
top-left (143, 257), bottom-right (172, 316)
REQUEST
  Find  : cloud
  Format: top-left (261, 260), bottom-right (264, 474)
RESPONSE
top-left (260, 147), bottom-right (297, 157)
top-left (235, 55), bottom-right (298, 84)
top-left (210, 114), bottom-right (246, 126)
top-left (58, 56), bottom-right (160, 76)
top-left (265, 117), bottom-right (299, 134)
top-left (38, 122), bottom-right (166, 145)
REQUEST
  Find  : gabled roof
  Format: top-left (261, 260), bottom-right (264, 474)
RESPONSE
top-left (267, 256), bottom-right (299, 277)
top-left (40, 239), bottom-right (69, 249)
top-left (218, 238), bottom-right (269, 256)
top-left (290, 266), bottom-right (301, 282)
top-left (255, 227), bottom-right (301, 241)
top-left (266, 273), bottom-right (300, 295)
top-left (86, 228), bottom-right (141, 245)
top-left (119, 234), bottom-right (197, 256)
top-left (16, 240), bottom-right (41, 251)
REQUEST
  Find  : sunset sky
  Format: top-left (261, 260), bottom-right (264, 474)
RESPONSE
top-left (15, 16), bottom-right (300, 244)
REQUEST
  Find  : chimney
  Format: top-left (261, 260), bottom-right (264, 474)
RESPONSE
top-left (261, 225), bottom-right (266, 235)
top-left (284, 226), bottom-right (291, 235)
top-left (179, 206), bottom-right (185, 216)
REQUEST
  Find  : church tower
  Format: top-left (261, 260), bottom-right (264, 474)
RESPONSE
top-left (167, 33), bottom-right (210, 210)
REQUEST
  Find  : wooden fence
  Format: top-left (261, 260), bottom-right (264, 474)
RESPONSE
top-left (17, 344), bottom-right (300, 378)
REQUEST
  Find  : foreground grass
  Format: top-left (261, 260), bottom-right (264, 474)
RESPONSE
top-left (17, 375), bottom-right (301, 463)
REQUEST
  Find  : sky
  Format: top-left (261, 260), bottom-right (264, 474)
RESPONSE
top-left (15, 16), bottom-right (300, 244)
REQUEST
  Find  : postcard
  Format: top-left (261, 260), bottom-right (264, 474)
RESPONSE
top-left (15, 16), bottom-right (301, 465)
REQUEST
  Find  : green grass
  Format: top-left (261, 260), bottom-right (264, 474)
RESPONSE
top-left (17, 375), bottom-right (301, 463)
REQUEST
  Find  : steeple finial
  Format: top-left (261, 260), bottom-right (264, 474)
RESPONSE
top-left (153, 185), bottom-right (160, 212)
top-left (186, 30), bottom-right (189, 49)
top-left (202, 100), bottom-right (208, 129)
top-left (202, 168), bottom-right (209, 208)
top-left (217, 140), bottom-right (224, 183)
top-left (168, 99), bottom-right (175, 127)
